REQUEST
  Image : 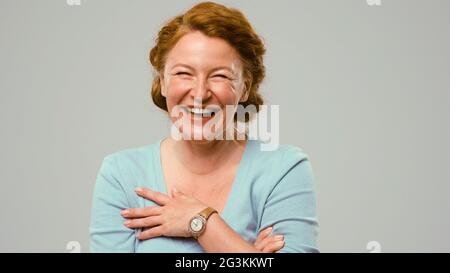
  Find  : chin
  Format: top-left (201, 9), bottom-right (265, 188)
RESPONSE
top-left (188, 139), bottom-right (216, 145)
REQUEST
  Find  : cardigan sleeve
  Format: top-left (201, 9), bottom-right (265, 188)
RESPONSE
top-left (259, 151), bottom-right (319, 253)
top-left (89, 155), bottom-right (136, 252)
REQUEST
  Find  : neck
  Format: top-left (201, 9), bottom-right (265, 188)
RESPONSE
top-left (168, 137), bottom-right (246, 175)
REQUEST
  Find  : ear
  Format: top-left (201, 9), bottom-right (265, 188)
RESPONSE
top-left (159, 74), bottom-right (166, 98)
top-left (239, 80), bottom-right (251, 102)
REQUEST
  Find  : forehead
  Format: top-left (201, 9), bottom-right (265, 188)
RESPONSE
top-left (166, 31), bottom-right (242, 69)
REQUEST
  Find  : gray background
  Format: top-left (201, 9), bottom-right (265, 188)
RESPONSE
top-left (0, 0), bottom-right (449, 252)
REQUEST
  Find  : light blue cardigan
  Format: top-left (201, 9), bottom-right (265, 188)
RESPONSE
top-left (90, 139), bottom-right (319, 252)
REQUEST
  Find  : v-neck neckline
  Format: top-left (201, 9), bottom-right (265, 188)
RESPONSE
top-left (153, 138), bottom-right (253, 220)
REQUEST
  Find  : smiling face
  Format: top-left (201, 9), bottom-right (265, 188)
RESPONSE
top-left (160, 31), bottom-right (248, 141)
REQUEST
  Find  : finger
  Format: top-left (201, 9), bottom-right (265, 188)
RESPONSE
top-left (254, 227), bottom-right (273, 249)
top-left (257, 234), bottom-right (283, 252)
top-left (262, 240), bottom-right (285, 253)
top-left (262, 236), bottom-right (285, 253)
top-left (137, 226), bottom-right (165, 240)
top-left (135, 187), bottom-right (170, 206)
top-left (124, 216), bottom-right (163, 229)
top-left (121, 206), bottom-right (162, 219)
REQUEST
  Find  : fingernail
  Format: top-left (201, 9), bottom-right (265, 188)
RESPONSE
top-left (135, 187), bottom-right (143, 193)
top-left (124, 220), bottom-right (131, 226)
top-left (121, 210), bottom-right (129, 216)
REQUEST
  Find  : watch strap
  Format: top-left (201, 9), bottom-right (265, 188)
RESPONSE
top-left (198, 207), bottom-right (218, 220)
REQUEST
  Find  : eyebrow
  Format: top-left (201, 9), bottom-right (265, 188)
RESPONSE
top-left (171, 63), bottom-right (195, 70)
top-left (171, 63), bottom-right (234, 74)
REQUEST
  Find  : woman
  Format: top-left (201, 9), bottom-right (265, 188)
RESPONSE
top-left (90, 1), bottom-right (319, 253)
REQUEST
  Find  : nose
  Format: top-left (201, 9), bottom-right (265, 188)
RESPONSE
top-left (191, 78), bottom-right (211, 103)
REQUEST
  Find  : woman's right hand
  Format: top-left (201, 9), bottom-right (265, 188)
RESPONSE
top-left (254, 227), bottom-right (284, 253)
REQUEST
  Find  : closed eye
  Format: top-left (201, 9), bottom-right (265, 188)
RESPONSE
top-left (174, 72), bottom-right (191, 76)
top-left (213, 74), bottom-right (229, 79)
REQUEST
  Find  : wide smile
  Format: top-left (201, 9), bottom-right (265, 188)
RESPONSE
top-left (189, 107), bottom-right (215, 117)
top-left (181, 106), bottom-right (222, 118)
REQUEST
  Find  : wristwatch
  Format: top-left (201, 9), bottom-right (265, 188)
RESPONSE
top-left (188, 207), bottom-right (218, 239)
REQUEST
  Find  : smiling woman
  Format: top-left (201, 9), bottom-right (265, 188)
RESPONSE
top-left (89, 1), bottom-right (319, 253)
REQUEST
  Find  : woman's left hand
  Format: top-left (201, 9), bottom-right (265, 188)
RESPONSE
top-left (121, 187), bottom-right (208, 240)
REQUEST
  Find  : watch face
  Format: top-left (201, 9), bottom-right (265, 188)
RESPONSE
top-left (190, 217), bottom-right (204, 232)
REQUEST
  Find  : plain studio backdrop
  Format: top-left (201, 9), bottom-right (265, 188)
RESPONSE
top-left (0, 0), bottom-right (449, 252)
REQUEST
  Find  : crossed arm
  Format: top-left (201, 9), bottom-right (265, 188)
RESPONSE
top-left (122, 187), bottom-right (284, 252)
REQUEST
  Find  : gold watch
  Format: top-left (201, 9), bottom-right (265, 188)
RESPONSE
top-left (188, 207), bottom-right (218, 239)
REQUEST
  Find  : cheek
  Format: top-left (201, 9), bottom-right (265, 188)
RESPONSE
top-left (165, 78), bottom-right (192, 109)
top-left (209, 81), bottom-right (241, 105)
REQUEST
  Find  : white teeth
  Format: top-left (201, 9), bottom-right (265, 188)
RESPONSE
top-left (190, 108), bottom-right (214, 115)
